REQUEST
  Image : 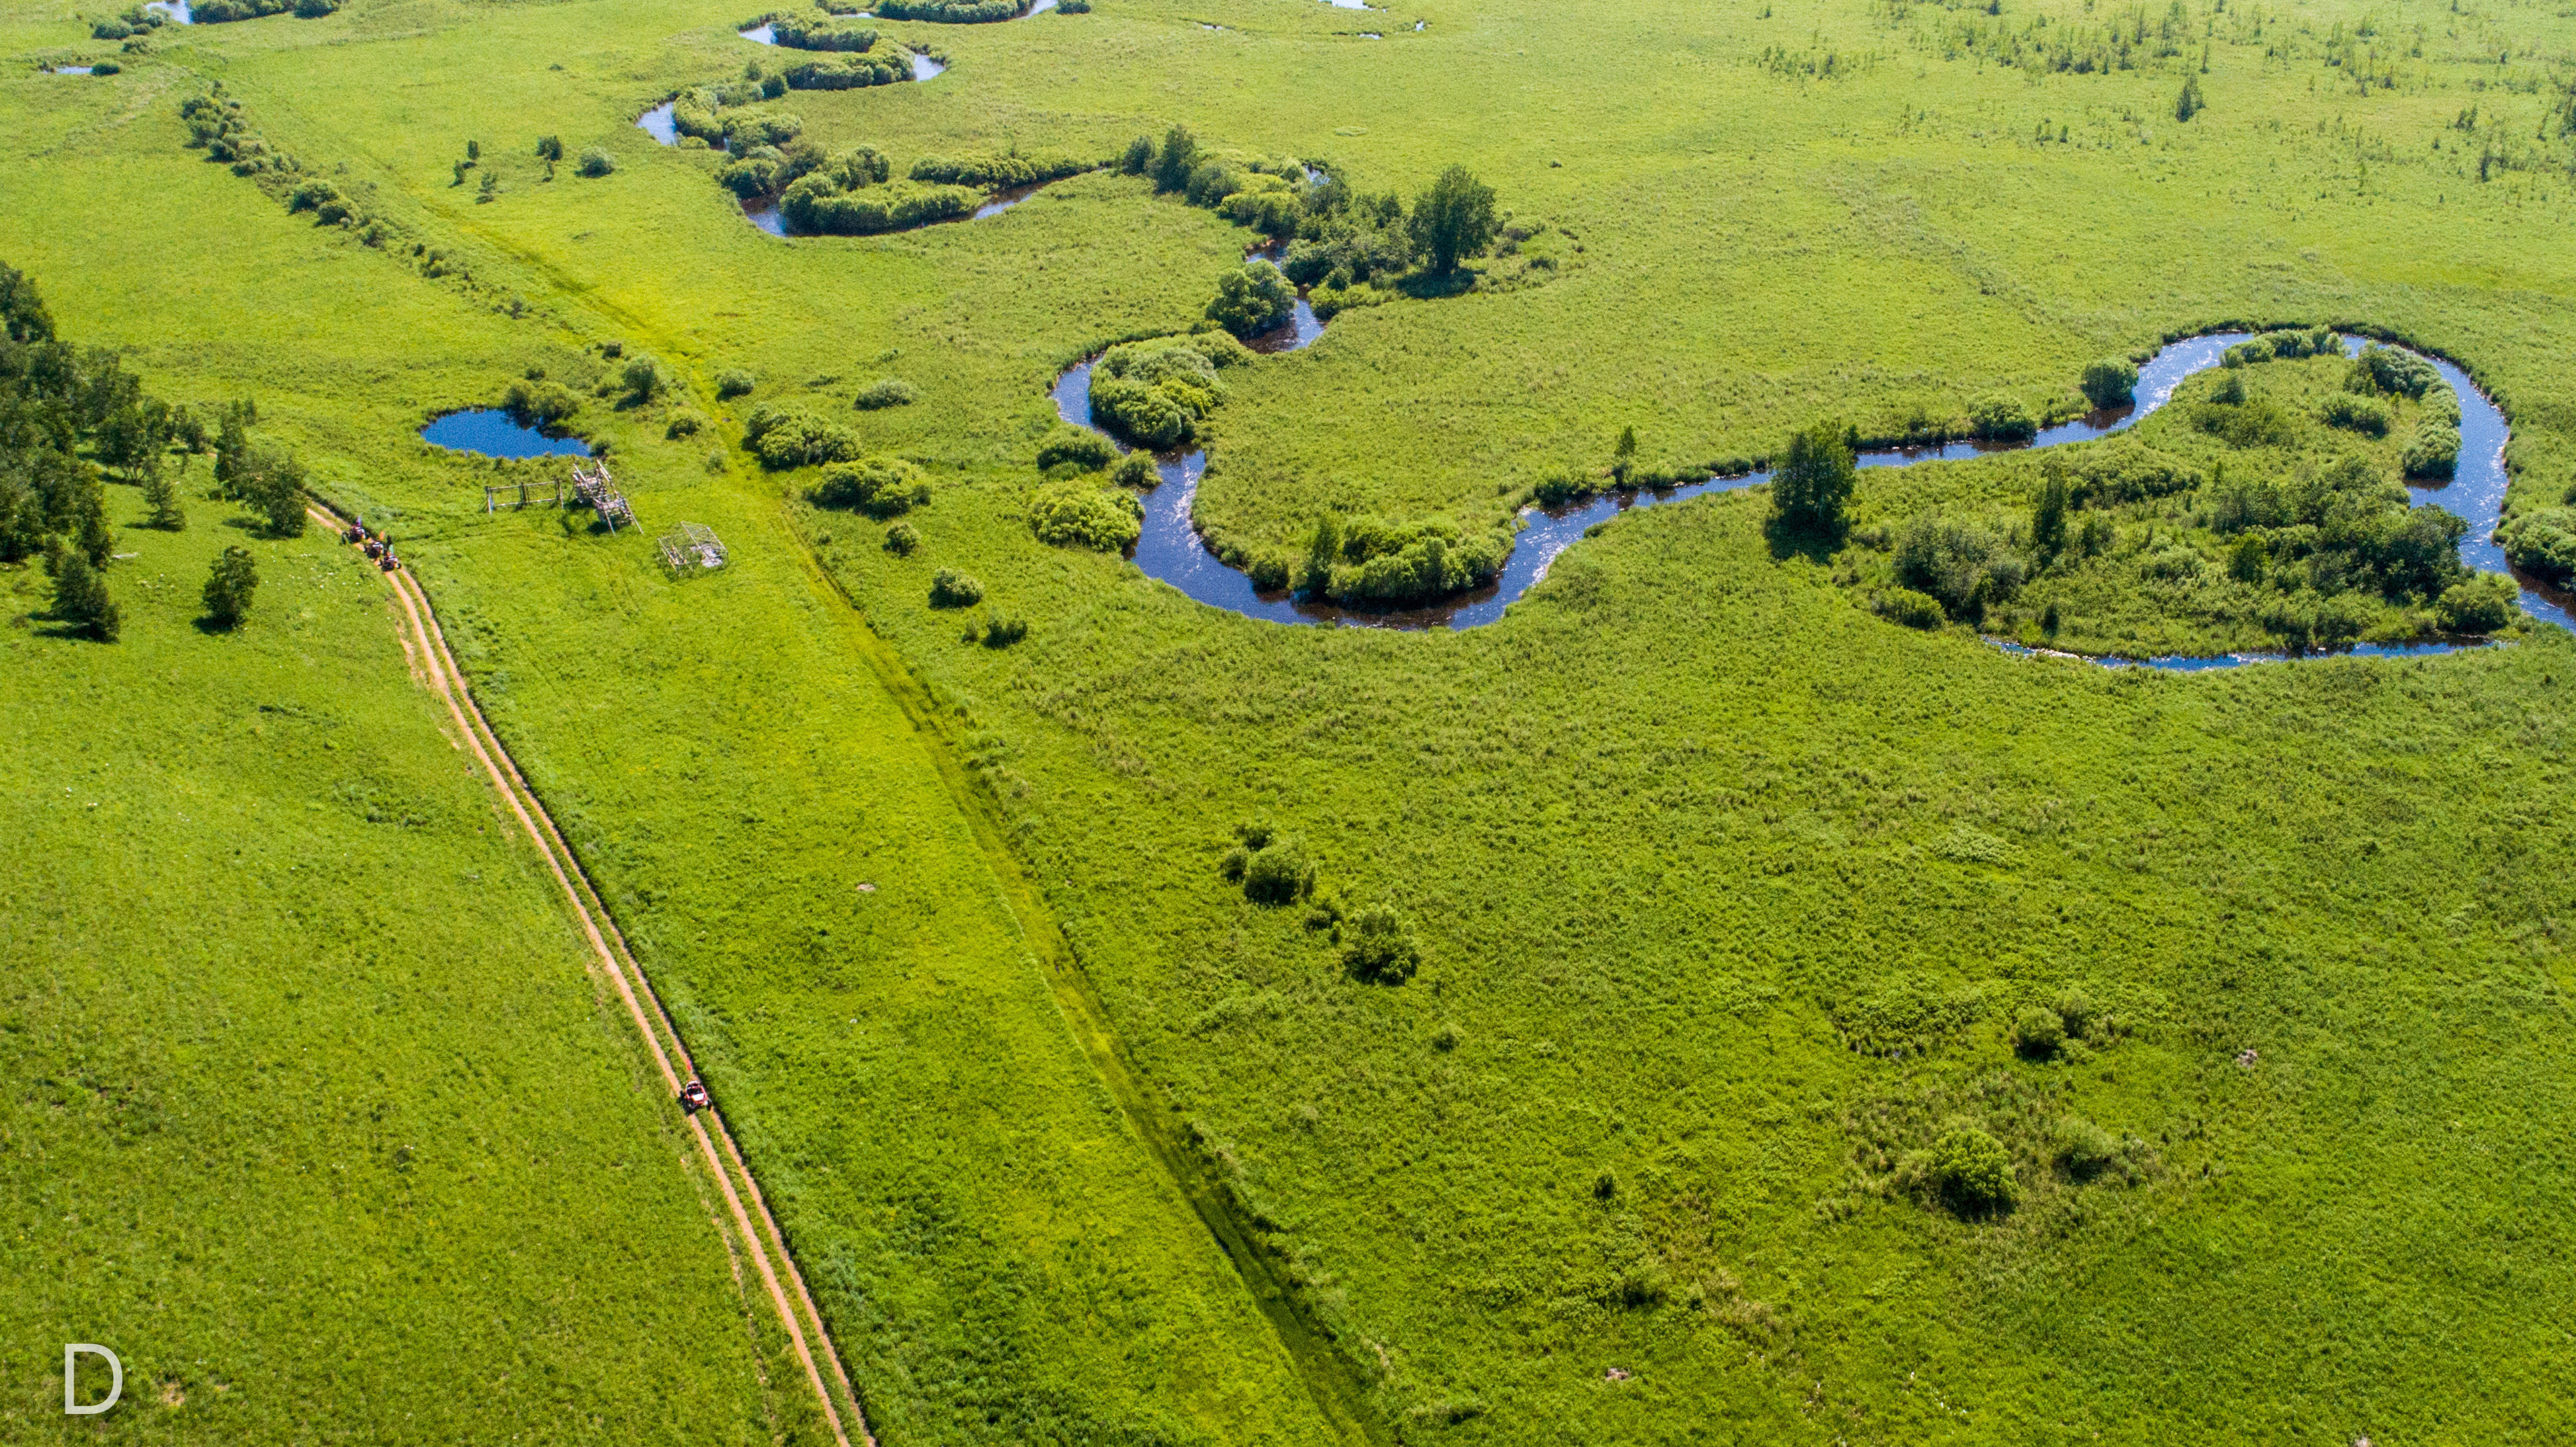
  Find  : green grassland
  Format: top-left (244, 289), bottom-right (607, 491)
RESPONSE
top-left (5, 0), bottom-right (2576, 1437)
top-left (0, 488), bottom-right (820, 1442)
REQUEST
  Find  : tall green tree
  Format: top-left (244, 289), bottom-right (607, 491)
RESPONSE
top-left (142, 458), bottom-right (186, 530)
top-left (1407, 165), bottom-right (1499, 274)
top-left (239, 447), bottom-right (308, 537)
top-left (1149, 125), bottom-right (1198, 194)
top-left (0, 260), bottom-right (54, 342)
top-left (52, 550), bottom-right (119, 641)
top-left (203, 544), bottom-right (258, 629)
top-left (2032, 468), bottom-right (2069, 562)
top-left (71, 484), bottom-right (114, 567)
top-left (1768, 421), bottom-right (1856, 541)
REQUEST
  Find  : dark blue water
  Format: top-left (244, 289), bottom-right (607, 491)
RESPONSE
top-left (420, 409), bottom-right (591, 458)
top-left (1056, 332), bottom-right (2553, 654)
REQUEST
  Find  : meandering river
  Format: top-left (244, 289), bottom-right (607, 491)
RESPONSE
top-left (1052, 331), bottom-right (2561, 659)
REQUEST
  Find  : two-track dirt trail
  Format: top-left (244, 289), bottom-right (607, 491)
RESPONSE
top-left (312, 507), bottom-right (871, 1447)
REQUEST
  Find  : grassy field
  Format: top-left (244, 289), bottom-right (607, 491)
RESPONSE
top-left (5, 0), bottom-right (2576, 1436)
top-left (0, 486), bottom-right (820, 1442)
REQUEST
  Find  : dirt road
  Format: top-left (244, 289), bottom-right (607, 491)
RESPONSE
top-left (317, 509), bottom-right (871, 1447)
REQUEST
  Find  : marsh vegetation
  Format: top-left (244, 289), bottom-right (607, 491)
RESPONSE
top-left (9, 0), bottom-right (2576, 1440)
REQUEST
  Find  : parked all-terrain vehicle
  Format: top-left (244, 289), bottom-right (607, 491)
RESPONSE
top-left (679, 1079), bottom-right (711, 1113)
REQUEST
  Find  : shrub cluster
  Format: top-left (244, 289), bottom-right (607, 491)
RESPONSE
top-left (1205, 261), bottom-right (1295, 339)
top-left (1088, 333), bottom-right (1250, 450)
top-left (810, 456), bottom-right (929, 515)
top-left (1895, 513), bottom-right (2026, 620)
top-left (1968, 393), bottom-right (2037, 441)
top-left (746, 405), bottom-right (865, 468)
top-left (908, 153), bottom-right (1095, 189)
top-left (1924, 1124), bottom-right (2017, 1215)
top-left (677, 97), bottom-right (804, 154)
top-left (501, 378), bottom-right (581, 428)
top-left (763, 13), bottom-right (880, 49)
top-left (193, 0), bottom-right (329, 21)
top-left (1301, 511), bottom-right (1508, 606)
top-left (724, 140), bottom-right (871, 201)
top-left (1120, 125), bottom-right (1504, 289)
top-left (1221, 827), bottom-right (1314, 904)
top-left (1029, 477), bottom-right (1142, 550)
top-left (2346, 341), bottom-right (2440, 399)
top-left (853, 378), bottom-right (918, 409)
top-left (89, 6), bottom-right (163, 38)
top-left (2221, 325), bottom-right (2338, 368)
top-left (928, 567), bottom-right (984, 606)
top-left (2433, 572), bottom-right (2518, 634)
top-left (785, 172), bottom-right (975, 234)
top-left (873, 0), bottom-right (1023, 21)
top-left (1874, 586), bottom-right (1945, 629)
top-left (2317, 391), bottom-right (2391, 436)
top-left (781, 50), bottom-right (916, 88)
top-left (1033, 425), bottom-right (1116, 473)
top-left (2499, 509), bottom-right (2576, 587)
top-left (2402, 386), bottom-right (2460, 479)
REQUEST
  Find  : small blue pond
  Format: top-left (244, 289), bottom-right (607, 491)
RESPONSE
top-left (421, 409), bottom-right (591, 458)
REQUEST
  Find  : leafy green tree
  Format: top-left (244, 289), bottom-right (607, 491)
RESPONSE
top-left (0, 260), bottom-right (56, 343)
top-left (620, 353), bottom-right (667, 402)
top-left (1241, 837), bottom-right (1311, 904)
top-left (476, 170), bottom-right (499, 204)
top-left (2080, 356), bottom-right (2139, 409)
top-left (1341, 903), bottom-right (1420, 983)
top-left (1406, 165), bottom-right (1498, 274)
top-left (203, 544), bottom-right (258, 628)
top-left (2012, 1005), bottom-right (2065, 1057)
top-left (1613, 425), bottom-right (1637, 483)
top-left (1149, 125), bottom-right (1197, 193)
top-left (0, 484), bottom-right (44, 563)
top-left (1117, 134), bottom-right (1154, 175)
top-left (1205, 261), bottom-right (1295, 339)
top-left (52, 551), bottom-right (120, 641)
top-left (2030, 468), bottom-right (2069, 561)
top-left (535, 134), bottom-right (564, 161)
top-left (1768, 421), bottom-right (1856, 541)
top-left (240, 448), bottom-right (307, 536)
